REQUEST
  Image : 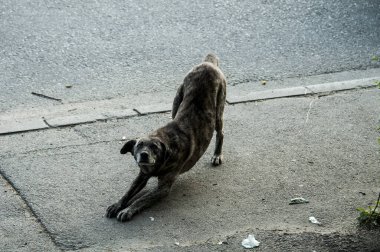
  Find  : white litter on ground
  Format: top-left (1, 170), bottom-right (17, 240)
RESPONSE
top-left (309, 216), bottom-right (321, 225)
top-left (241, 234), bottom-right (260, 248)
top-left (289, 197), bottom-right (309, 204)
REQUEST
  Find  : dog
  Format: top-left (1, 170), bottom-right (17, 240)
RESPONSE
top-left (106, 53), bottom-right (226, 222)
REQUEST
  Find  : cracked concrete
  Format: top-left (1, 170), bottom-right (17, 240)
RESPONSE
top-left (0, 176), bottom-right (59, 251)
top-left (305, 98), bottom-right (317, 124)
top-left (1, 88), bottom-right (379, 251)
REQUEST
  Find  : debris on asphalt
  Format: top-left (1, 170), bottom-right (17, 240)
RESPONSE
top-left (174, 241), bottom-right (180, 246)
top-left (261, 80), bottom-right (267, 85)
top-left (218, 241), bottom-right (228, 245)
top-left (289, 197), bottom-right (309, 205)
top-left (31, 92), bottom-right (62, 102)
top-left (241, 234), bottom-right (260, 248)
top-left (309, 216), bottom-right (321, 225)
top-left (65, 84), bottom-right (73, 88)
top-left (149, 217), bottom-right (154, 221)
top-left (122, 136), bottom-right (126, 140)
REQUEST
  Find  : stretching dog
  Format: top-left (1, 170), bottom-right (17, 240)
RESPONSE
top-left (106, 53), bottom-right (226, 222)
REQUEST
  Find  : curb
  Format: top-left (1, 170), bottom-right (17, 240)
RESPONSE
top-left (134, 103), bottom-right (172, 115)
top-left (44, 109), bottom-right (138, 128)
top-left (226, 77), bottom-right (379, 104)
top-left (227, 86), bottom-right (310, 104)
top-left (0, 77), bottom-right (378, 135)
top-left (0, 110), bottom-right (138, 135)
top-left (0, 118), bottom-right (49, 135)
top-left (45, 114), bottom-right (107, 128)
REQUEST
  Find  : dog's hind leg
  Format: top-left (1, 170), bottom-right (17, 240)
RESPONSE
top-left (211, 83), bottom-right (226, 166)
top-left (172, 84), bottom-right (184, 119)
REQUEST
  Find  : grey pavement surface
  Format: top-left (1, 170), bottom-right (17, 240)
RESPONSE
top-left (1, 0), bottom-right (380, 112)
top-left (2, 1), bottom-right (380, 250)
top-left (0, 176), bottom-right (58, 251)
top-left (1, 85), bottom-right (379, 251)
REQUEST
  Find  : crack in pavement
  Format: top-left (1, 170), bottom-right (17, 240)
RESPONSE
top-left (305, 97), bottom-right (318, 124)
top-left (0, 171), bottom-right (64, 251)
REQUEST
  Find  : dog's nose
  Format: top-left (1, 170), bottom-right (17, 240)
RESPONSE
top-left (140, 152), bottom-right (149, 161)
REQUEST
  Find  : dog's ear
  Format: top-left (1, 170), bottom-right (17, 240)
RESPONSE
top-left (120, 140), bottom-right (136, 155)
top-left (159, 141), bottom-right (170, 161)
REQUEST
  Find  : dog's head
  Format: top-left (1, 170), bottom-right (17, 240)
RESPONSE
top-left (120, 137), bottom-right (167, 175)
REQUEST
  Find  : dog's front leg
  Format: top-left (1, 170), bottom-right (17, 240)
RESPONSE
top-left (106, 171), bottom-right (150, 218)
top-left (116, 174), bottom-right (176, 222)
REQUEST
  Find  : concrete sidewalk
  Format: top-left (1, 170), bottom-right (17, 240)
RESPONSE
top-left (1, 81), bottom-right (380, 251)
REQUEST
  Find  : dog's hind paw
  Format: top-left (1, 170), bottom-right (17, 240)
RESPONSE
top-left (211, 154), bottom-right (223, 166)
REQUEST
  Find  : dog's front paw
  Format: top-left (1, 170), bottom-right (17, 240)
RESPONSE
top-left (117, 207), bottom-right (135, 222)
top-left (106, 202), bottom-right (123, 218)
top-left (211, 154), bottom-right (223, 166)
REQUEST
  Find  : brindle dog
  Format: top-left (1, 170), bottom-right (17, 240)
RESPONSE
top-left (106, 53), bottom-right (226, 222)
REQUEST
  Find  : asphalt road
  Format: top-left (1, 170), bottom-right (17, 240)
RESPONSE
top-left (1, 0), bottom-right (380, 112)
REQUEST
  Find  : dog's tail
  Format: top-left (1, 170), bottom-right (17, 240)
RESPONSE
top-left (203, 53), bottom-right (219, 67)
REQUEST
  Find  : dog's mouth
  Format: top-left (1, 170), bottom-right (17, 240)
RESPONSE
top-left (137, 161), bottom-right (155, 166)
top-left (138, 162), bottom-right (156, 175)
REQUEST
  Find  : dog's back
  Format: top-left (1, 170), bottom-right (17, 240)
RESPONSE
top-left (153, 54), bottom-right (226, 173)
top-left (175, 55), bottom-right (224, 124)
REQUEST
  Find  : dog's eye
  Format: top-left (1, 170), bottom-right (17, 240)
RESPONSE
top-left (150, 144), bottom-right (158, 152)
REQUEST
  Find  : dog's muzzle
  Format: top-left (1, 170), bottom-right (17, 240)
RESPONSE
top-left (136, 151), bottom-right (155, 166)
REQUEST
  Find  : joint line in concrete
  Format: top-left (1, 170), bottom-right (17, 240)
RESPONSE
top-left (0, 169), bottom-right (64, 251)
